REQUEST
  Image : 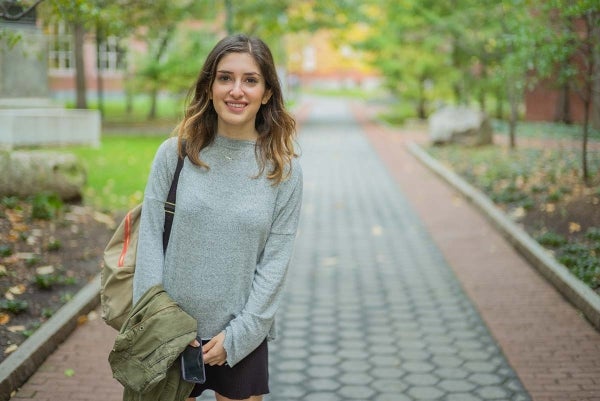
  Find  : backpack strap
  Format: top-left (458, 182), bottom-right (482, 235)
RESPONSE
top-left (162, 140), bottom-right (186, 252)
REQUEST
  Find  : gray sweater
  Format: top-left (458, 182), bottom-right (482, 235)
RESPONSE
top-left (133, 136), bottom-right (302, 367)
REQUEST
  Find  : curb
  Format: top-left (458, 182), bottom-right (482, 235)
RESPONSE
top-left (0, 274), bottom-right (101, 401)
top-left (407, 141), bottom-right (600, 332)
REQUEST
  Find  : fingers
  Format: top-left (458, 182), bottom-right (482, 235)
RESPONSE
top-left (189, 338), bottom-right (200, 347)
top-left (202, 332), bottom-right (227, 366)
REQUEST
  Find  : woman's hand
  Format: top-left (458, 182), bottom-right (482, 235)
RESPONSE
top-left (202, 331), bottom-right (228, 366)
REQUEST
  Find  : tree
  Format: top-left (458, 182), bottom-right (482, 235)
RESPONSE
top-left (534, 0), bottom-right (600, 183)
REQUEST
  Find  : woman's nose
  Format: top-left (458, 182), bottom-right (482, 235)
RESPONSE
top-left (230, 81), bottom-right (243, 97)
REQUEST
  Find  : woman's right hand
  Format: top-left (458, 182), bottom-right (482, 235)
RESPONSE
top-left (189, 338), bottom-right (200, 347)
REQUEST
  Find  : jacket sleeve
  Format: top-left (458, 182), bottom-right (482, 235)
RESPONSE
top-left (133, 138), bottom-right (179, 305)
top-left (223, 163), bottom-right (303, 366)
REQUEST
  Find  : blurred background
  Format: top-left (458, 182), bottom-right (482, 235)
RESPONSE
top-left (1, 0), bottom-right (598, 131)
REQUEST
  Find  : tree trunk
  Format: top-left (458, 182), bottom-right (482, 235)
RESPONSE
top-left (146, 30), bottom-right (173, 120)
top-left (508, 85), bottom-right (518, 149)
top-left (148, 87), bottom-right (158, 120)
top-left (554, 83), bottom-right (572, 124)
top-left (495, 88), bottom-right (504, 119)
top-left (96, 25), bottom-right (105, 119)
top-left (73, 21), bottom-right (87, 109)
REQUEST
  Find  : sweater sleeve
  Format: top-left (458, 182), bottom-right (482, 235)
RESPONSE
top-left (132, 138), bottom-right (179, 305)
top-left (223, 163), bottom-right (303, 366)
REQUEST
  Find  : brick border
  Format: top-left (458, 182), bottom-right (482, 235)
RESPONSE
top-left (0, 275), bottom-right (100, 401)
top-left (407, 142), bottom-right (600, 331)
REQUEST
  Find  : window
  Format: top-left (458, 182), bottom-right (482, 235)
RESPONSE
top-left (97, 36), bottom-right (126, 72)
top-left (47, 23), bottom-right (73, 71)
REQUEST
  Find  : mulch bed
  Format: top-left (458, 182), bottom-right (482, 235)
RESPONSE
top-left (0, 201), bottom-right (116, 363)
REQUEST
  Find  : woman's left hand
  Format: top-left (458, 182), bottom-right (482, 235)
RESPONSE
top-left (202, 331), bottom-right (228, 366)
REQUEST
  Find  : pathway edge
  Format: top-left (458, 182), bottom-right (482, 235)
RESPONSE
top-left (407, 141), bottom-right (600, 331)
top-left (0, 274), bottom-right (101, 401)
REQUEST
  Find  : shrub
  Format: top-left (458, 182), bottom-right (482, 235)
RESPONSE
top-left (0, 299), bottom-right (29, 314)
top-left (537, 231), bottom-right (567, 247)
top-left (30, 192), bottom-right (63, 220)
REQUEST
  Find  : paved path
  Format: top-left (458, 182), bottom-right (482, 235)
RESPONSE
top-left (8, 96), bottom-right (600, 401)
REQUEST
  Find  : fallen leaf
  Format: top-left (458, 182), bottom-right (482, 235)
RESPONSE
top-left (15, 252), bottom-right (37, 260)
top-left (4, 292), bottom-right (14, 301)
top-left (36, 265), bottom-right (55, 275)
top-left (0, 313), bottom-right (10, 325)
top-left (0, 265), bottom-right (6, 275)
top-left (7, 325), bottom-right (25, 333)
top-left (87, 310), bottom-right (99, 321)
top-left (544, 203), bottom-right (556, 213)
top-left (9, 285), bottom-right (26, 295)
top-left (569, 222), bottom-right (581, 233)
top-left (64, 369), bottom-right (75, 377)
top-left (93, 211), bottom-right (116, 229)
top-left (77, 315), bottom-right (88, 325)
top-left (4, 344), bottom-right (18, 355)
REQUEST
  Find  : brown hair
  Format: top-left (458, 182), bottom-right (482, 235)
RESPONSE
top-left (175, 34), bottom-right (297, 184)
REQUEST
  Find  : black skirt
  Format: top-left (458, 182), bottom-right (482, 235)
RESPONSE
top-left (189, 339), bottom-right (269, 399)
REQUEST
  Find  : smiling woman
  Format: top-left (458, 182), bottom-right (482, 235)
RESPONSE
top-left (127, 34), bottom-right (303, 401)
top-left (210, 52), bottom-right (272, 140)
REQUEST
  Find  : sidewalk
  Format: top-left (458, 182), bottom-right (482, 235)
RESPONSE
top-left (6, 96), bottom-right (600, 401)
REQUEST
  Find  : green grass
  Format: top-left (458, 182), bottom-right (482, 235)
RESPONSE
top-left (68, 135), bottom-right (168, 212)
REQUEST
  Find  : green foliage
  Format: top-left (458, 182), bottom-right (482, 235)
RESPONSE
top-left (68, 135), bottom-right (166, 211)
top-left (34, 272), bottom-right (77, 290)
top-left (585, 227), bottom-right (600, 242)
top-left (47, 238), bottom-right (62, 252)
top-left (1, 196), bottom-right (19, 209)
top-left (537, 232), bottom-right (568, 248)
top-left (30, 193), bottom-right (63, 221)
top-left (25, 255), bottom-right (41, 267)
top-left (0, 299), bottom-right (29, 314)
top-left (0, 244), bottom-right (13, 257)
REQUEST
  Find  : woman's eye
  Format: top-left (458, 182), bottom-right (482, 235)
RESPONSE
top-left (218, 75), bottom-right (231, 81)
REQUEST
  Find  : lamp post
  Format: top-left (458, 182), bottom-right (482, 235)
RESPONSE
top-left (0, 0), bottom-right (45, 21)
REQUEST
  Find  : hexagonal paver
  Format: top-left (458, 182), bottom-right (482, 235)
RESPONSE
top-left (403, 361), bottom-right (435, 373)
top-left (437, 379), bottom-right (476, 392)
top-left (469, 372), bottom-right (504, 386)
top-left (339, 372), bottom-right (373, 386)
top-left (310, 378), bottom-right (341, 392)
top-left (307, 366), bottom-right (340, 379)
top-left (404, 373), bottom-right (439, 386)
top-left (476, 385), bottom-right (511, 399)
top-left (375, 394), bottom-right (413, 401)
top-left (337, 385), bottom-right (376, 400)
top-left (304, 392), bottom-right (342, 401)
top-left (407, 386), bottom-right (445, 400)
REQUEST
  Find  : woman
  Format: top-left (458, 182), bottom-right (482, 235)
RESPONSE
top-left (132, 34), bottom-right (302, 401)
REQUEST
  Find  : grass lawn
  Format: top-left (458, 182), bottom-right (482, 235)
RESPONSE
top-left (69, 134), bottom-right (168, 212)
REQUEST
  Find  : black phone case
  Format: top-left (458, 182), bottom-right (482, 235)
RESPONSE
top-left (181, 340), bottom-right (206, 384)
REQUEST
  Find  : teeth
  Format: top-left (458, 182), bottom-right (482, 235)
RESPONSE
top-left (228, 103), bottom-right (245, 108)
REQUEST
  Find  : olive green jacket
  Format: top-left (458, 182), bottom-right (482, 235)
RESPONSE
top-left (108, 284), bottom-right (197, 401)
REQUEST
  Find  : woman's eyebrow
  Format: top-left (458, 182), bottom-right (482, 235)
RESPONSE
top-left (217, 69), bottom-right (262, 77)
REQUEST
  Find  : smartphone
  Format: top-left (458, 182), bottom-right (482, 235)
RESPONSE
top-left (181, 338), bottom-right (206, 384)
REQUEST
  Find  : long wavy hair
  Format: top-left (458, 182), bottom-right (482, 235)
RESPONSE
top-left (175, 34), bottom-right (297, 184)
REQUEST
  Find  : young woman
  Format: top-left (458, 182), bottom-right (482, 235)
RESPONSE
top-left (132, 34), bottom-right (303, 401)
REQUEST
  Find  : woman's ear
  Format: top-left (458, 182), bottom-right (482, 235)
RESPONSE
top-left (262, 89), bottom-right (273, 105)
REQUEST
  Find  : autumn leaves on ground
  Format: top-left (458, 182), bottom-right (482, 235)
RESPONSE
top-left (0, 196), bottom-right (114, 363)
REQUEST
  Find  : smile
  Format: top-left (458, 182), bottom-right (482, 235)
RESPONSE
top-left (226, 102), bottom-right (247, 109)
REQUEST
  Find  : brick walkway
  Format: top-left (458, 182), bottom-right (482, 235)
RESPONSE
top-left (8, 96), bottom-right (600, 401)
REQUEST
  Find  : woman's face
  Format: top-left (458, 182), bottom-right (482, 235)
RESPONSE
top-left (210, 52), bottom-right (272, 140)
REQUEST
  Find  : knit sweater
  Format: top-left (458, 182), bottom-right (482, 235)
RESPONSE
top-left (133, 135), bottom-right (302, 367)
